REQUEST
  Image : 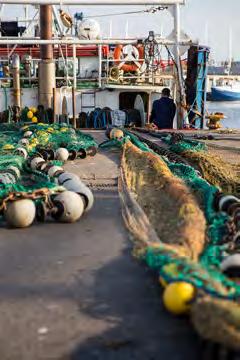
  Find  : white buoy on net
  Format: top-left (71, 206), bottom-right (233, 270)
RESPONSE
top-left (52, 191), bottom-right (84, 223)
top-left (4, 199), bottom-right (36, 228)
top-left (7, 166), bottom-right (21, 179)
top-left (18, 138), bottom-right (29, 147)
top-left (55, 148), bottom-right (69, 162)
top-left (48, 166), bottom-right (64, 178)
top-left (0, 172), bottom-right (17, 184)
top-left (24, 131), bottom-right (33, 138)
top-left (221, 254), bottom-right (240, 273)
top-left (62, 178), bottom-right (94, 212)
top-left (14, 147), bottom-right (28, 159)
top-left (30, 157), bottom-right (45, 171)
top-left (58, 172), bottom-right (79, 185)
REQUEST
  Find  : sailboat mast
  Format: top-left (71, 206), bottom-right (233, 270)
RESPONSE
top-left (228, 26), bottom-right (232, 75)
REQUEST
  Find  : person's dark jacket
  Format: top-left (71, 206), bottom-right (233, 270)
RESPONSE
top-left (150, 97), bottom-right (176, 129)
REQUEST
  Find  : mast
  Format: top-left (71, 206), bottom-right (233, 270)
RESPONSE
top-left (38, 5), bottom-right (56, 109)
top-left (228, 26), bottom-right (232, 75)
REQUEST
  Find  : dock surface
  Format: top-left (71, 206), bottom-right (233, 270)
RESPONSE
top-left (0, 132), bottom-right (201, 360)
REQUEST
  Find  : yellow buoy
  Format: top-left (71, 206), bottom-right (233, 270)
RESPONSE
top-left (163, 282), bottom-right (196, 315)
top-left (27, 110), bottom-right (33, 119)
top-left (110, 128), bottom-right (124, 140)
top-left (60, 127), bottom-right (68, 132)
top-left (3, 144), bottom-right (15, 150)
top-left (31, 107), bottom-right (37, 114)
top-left (32, 116), bottom-right (38, 123)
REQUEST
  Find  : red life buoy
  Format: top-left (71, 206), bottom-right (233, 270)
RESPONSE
top-left (113, 44), bottom-right (144, 72)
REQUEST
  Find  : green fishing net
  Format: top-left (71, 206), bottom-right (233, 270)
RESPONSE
top-left (0, 123), bottom-right (98, 204)
top-left (104, 130), bottom-right (240, 300)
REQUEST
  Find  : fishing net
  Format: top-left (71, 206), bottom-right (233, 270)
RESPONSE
top-left (163, 134), bottom-right (240, 196)
top-left (101, 129), bottom-right (240, 348)
top-left (121, 140), bottom-right (240, 299)
top-left (0, 123), bottom-right (97, 210)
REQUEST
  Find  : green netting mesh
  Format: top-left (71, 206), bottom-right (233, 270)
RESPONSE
top-left (0, 123), bottom-right (97, 203)
top-left (162, 134), bottom-right (207, 153)
top-left (104, 130), bottom-right (240, 300)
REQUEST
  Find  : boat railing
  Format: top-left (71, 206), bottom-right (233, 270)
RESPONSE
top-left (0, 51), bottom-right (176, 90)
top-left (99, 55), bottom-right (175, 89)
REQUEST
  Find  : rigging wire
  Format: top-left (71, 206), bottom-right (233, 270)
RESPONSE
top-left (84, 6), bottom-right (168, 19)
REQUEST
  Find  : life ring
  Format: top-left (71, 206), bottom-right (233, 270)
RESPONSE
top-left (113, 44), bottom-right (144, 72)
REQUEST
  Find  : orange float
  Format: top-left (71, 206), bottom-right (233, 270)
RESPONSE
top-left (113, 44), bottom-right (144, 72)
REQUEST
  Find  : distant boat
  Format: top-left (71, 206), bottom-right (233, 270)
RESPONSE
top-left (211, 27), bottom-right (240, 101)
top-left (211, 83), bottom-right (240, 101)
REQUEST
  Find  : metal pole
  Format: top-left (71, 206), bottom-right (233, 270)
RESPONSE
top-left (173, 3), bottom-right (186, 129)
top-left (12, 54), bottom-right (21, 108)
top-left (147, 92), bottom-right (151, 124)
top-left (98, 44), bottom-right (102, 88)
top-left (72, 43), bottom-right (77, 128)
top-left (39, 4), bottom-right (56, 109)
top-left (0, 38), bottom-right (194, 46)
top-left (72, 44), bottom-right (77, 89)
top-left (24, 5), bottom-right (28, 33)
top-left (0, 0), bottom-right (186, 5)
top-left (0, 4), bottom-right (4, 16)
top-left (72, 87), bottom-right (76, 128)
top-left (52, 5), bottom-right (64, 36)
top-left (53, 87), bottom-right (57, 122)
top-left (109, 20), bottom-right (112, 39)
top-left (40, 5), bottom-right (53, 60)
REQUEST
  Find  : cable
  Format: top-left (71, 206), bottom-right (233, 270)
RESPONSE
top-left (84, 6), bottom-right (167, 19)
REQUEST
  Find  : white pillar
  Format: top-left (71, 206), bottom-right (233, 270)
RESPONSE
top-left (73, 43), bottom-right (77, 89)
top-left (173, 3), bottom-right (186, 129)
top-left (109, 19), bottom-right (112, 39)
top-left (98, 44), bottom-right (102, 88)
top-left (125, 20), bottom-right (129, 38)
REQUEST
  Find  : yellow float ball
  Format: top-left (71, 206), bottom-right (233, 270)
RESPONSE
top-left (3, 144), bottom-right (15, 150)
top-left (32, 116), bottom-right (38, 123)
top-left (27, 110), bottom-right (33, 119)
top-left (31, 107), bottom-right (37, 114)
top-left (163, 282), bottom-right (196, 315)
top-left (110, 128), bottom-right (124, 140)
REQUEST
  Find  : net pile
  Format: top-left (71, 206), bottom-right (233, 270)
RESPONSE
top-left (0, 123), bottom-right (97, 155)
top-left (105, 130), bottom-right (240, 348)
top-left (163, 134), bottom-right (240, 196)
top-left (0, 123), bottom-right (97, 219)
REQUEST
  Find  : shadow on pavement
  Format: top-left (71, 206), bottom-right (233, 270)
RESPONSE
top-left (69, 250), bottom-right (202, 360)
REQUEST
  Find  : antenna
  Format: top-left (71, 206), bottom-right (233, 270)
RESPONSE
top-left (204, 22), bottom-right (208, 45)
top-left (125, 19), bottom-right (129, 38)
top-left (109, 19), bottom-right (112, 38)
top-left (229, 26), bottom-right (232, 65)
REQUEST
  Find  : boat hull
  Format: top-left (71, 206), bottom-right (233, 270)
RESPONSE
top-left (211, 86), bottom-right (240, 101)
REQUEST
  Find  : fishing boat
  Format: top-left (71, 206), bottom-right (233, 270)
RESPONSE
top-left (211, 81), bottom-right (240, 101)
top-left (0, 1), bottom-right (239, 360)
top-left (210, 28), bottom-right (240, 101)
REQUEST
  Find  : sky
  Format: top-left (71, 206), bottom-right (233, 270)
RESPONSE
top-left (4, 0), bottom-right (240, 61)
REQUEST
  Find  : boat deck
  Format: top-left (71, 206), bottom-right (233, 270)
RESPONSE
top-left (0, 131), bottom-right (201, 360)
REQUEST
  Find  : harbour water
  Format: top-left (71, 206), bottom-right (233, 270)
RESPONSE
top-left (207, 101), bottom-right (240, 129)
